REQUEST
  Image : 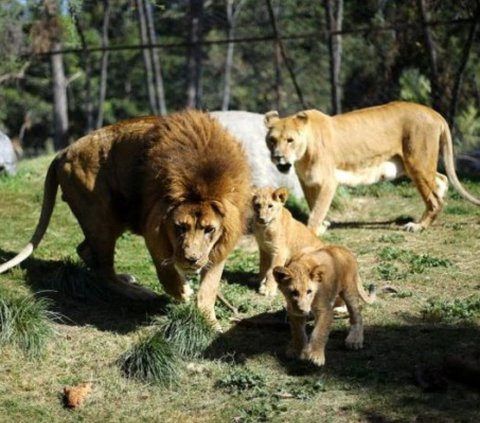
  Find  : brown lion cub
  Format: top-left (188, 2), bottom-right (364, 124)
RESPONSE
top-left (252, 186), bottom-right (324, 297)
top-left (273, 245), bottom-right (375, 367)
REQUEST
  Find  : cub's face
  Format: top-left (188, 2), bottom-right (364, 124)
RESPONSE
top-left (168, 202), bottom-right (224, 274)
top-left (273, 262), bottom-right (323, 317)
top-left (252, 187), bottom-right (289, 226)
top-left (264, 111), bottom-right (309, 174)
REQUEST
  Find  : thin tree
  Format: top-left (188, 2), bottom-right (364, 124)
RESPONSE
top-left (186, 0), bottom-right (204, 108)
top-left (324, 0), bottom-right (343, 115)
top-left (143, 0), bottom-right (167, 115)
top-left (136, 0), bottom-right (158, 114)
top-left (448, 6), bottom-right (479, 129)
top-left (221, 0), bottom-right (244, 111)
top-left (417, 0), bottom-right (442, 113)
top-left (265, 0), bottom-right (306, 110)
top-left (31, 0), bottom-right (69, 150)
top-left (96, 0), bottom-right (111, 128)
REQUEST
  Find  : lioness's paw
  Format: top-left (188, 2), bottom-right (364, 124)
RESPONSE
top-left (301, 348), bottom-right (326, 367)
top-left (117, 273), bottom-right (138, 284)
top-left (403, 222), bottom-right (424, 233)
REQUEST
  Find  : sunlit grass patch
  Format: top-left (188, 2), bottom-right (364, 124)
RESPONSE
top-left (118, 331), bottom-right (182, 386)
top-left (154, 303), bottom-right (217, 358)
top-left (421, 296), bottom-right (480, 323)
top-left (0, 289), bottom-right (59, 359)
top-left (216, 367), bottom-right (266, 394)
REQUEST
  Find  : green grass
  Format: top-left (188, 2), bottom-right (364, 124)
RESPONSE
top-left (0, 288), bottom-right (59, 359)
top-left (0, 155), bottom-right (480, 422)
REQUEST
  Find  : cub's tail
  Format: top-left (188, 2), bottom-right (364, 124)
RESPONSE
top-left (358, 279), bottom-right (376, 305)
top-left (441, 125), bottom-right (480, 206)
top-left (0, 158), bottom-right (59, 274)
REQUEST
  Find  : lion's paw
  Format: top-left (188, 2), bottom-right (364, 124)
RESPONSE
top-left (403, 222), bottom-right (424, 233)
top-left (180, 283), bottom-right (194, 301)
top-left (258, 278), bottom-right (278, 297)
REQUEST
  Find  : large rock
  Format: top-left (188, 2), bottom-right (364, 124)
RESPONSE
top-left (211, 110), bottom-right (303, 198)
top-left (0, 131), bottom-right (17, 175)
top-left (456, 149), bottom-right (480, 178)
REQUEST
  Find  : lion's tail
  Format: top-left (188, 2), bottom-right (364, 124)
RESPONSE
top-left (441, 124), bottom-right (480, 206)
top-left (0, 158), bottom-right (59, 274)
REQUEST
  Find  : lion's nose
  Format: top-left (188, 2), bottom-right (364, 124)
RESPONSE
top-left (184, 254), bottom-right (200, 265)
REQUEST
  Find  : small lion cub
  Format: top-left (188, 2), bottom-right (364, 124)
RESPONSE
top-left (252, 186), bottom-right (324, 296)
top-left (273, 245), bottom-right (375, 367)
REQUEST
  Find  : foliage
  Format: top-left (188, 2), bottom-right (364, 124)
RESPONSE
top-left (399, 68), bottom-right (431, 105)
top-left (216, 367), bottom-right (266, 394)
top-left (0, 288), bottom-right (58, 359)
top-left (421, 296), bottom-right (480, 323)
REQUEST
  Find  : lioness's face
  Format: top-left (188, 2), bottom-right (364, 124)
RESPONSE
top-left (168, 202), bottom-right (223, 274)
top-left (252, 187), bottom-right (288, 225)
top-left (264, 111), bottom-right (309, 174)
top-left (273, 263), bottom-right (321, 317)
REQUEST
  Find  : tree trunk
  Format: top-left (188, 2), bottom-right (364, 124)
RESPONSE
top-left (96, 0), bottom-right (111, 128)
top-left (324, 0), bottom-right (343, 115)
top-left (136, 0), bottom-right (157, 114)
top-left (417, 0), bottom-right (442, 113)
top-left (144, 0), bottom-right (167, 115)
top-left (186, 0), bottom-right (204, 108)
top-left (51, 44), bottom-right (69, 150)
top-left (221, 0), bottom-right (244, 111)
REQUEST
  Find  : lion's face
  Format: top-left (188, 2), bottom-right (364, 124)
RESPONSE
top-left (264, 111), bottom-right (309, 174)
top-left (273, 262), bottom-right (323, 317)
top-left (167, 202), bottom-right (224, 274)
top-left (252, 187), bottom-right (288, 225)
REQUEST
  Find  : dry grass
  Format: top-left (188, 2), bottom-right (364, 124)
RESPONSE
top-left (0, 156), bottom-right (479, 422)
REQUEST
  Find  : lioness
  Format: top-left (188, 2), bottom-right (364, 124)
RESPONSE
top-left (0, 110), bottom-right (251, 326)
top-left (265, 101), bottom-right (480, 234)
top-left (273, 245), bottom-right (375, 367)
top-left (252, 186), bottom-right (324, 296)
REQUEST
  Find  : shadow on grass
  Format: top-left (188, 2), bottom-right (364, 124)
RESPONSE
top-left (206, 310), bottom-right (480, 422)
top-left (0, 248), bottom-right (170, 334)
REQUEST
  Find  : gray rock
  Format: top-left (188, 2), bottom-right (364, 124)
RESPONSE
top-left (211, 110), bottom-right (303, 198)
top-left (0, 132), bottom-right (17, 176)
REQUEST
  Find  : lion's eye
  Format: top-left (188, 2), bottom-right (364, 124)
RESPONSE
top-left (204, 226), bottom-right (215, 235)
top-left (290, 289), bottom-right (299, 298)
top-left (307, 289), bottom-right (313, 295)
top-left (253, 203), bottom-right (261, 211)
top-left (268, 204), bottom-right (273, 209)
top-left (175, 223), bottom-right (188, 234)
top-left (267, 136), bottom-right (276, 145)
top-left (287, 137), bottom-right (294, 143)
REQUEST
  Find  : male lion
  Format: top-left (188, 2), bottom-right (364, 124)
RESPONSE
top-left (273, 245), bottom-right (375, 367)
top-left (252, 186), bottom-right (324, 296)
top-left (0, 110), bottom-right (251, 326)
top-left (265, 101), bottom-right (480, 234)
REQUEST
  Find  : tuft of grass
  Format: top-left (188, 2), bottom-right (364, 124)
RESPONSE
top-left (378, 247), bottom-right (452, 274)
top-left (377, 233), bottom-right (405, 244)
top-left (0, 290), bottom-right (59, 359)
top-left (216, 367), bottom-right (266, 394)
top-left (154, 303), bottom-right (217, 358)
top-left (421, 296), bottom-right (480, 323)
top-left (119, 332), bottom-right (182, 386)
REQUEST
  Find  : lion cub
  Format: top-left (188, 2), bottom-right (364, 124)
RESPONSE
top-left (273, 245), bottom-right (375, 367)
top-left (252, 186), bottom-right (324, 296)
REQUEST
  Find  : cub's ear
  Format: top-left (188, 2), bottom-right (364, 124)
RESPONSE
top-left (295, 111), bottom-right (308, 122)
top-left (310, 264), bottom-right (327, 282)
top-left (264, 110), bottom-right (280, 128)
top-left (273, 266), bottom-right (292, 285)
top-left (273, 187), bottom-right (289, 204)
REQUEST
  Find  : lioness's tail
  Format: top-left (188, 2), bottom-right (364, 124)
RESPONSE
top-left (441, 125), bottom-right (480, 206)
top-left (357, 278), bottom-right (376, 305)
top-left (0, 158), bottom-right (59, 274)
